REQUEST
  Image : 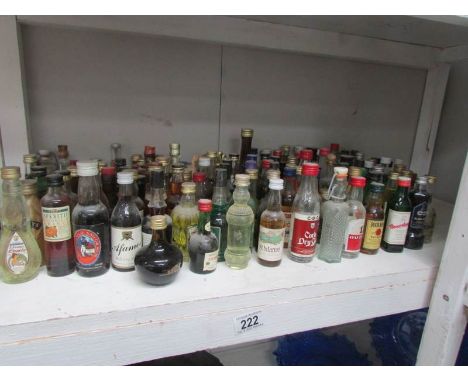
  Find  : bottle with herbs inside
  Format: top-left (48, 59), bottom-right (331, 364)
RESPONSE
top-left (257, 178), bottom-right (286, 267)
top-left (361, 182), bottom-right (385, 255)
top-left (342, 176), bottom-right (366, 259)
top-left (171, 182), bottom-right (199, 262)
top-left (189, 199), bottom-right (219, 274)
top-left (405, 176), bottom-right (431, 250)
top-left (21, 179), bottom-right (45, 262)
top-left (0, 167), bottom-right (42, 284)
top-left (41, 173), bottom-right (75, 276)
top-left (134, 215), bottom-right (183, 286)
top-left (211, 168), bottom-right (229, 262)
top-left (381, 176), bottom-right (412, 253)
top-left (72, 161), bottom-right (110, 277)
top-left (111, 172), bottom-right (142, 271)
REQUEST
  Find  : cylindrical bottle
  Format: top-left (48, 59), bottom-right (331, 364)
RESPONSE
top-left (41, 173), bottom-right (75, 276)
top-left (361, 182), bottom-right (386, 254)
top-left (318, 147), bottom-right (330, 176)
top-left (383, 172), bottom-right (399, 211)
top-left (211, 168), bottom-right (230, 262)
top-left (281, 166), bottom-right (297, 249)
top-left (57, 144), bottom-right (70, 171)
top-left (72, 161), bottom-right (110, 277)
top-left (198, 157), bottom-right (213, 199)
top-left (225, 174), bottom-right (254, 269)
top-left (257, 178), bottom-right (286, 267)
top-left (101, 166), bottom-right (118, 209)
top-left (30, 165), bottom-right (48, 198)
top-left (21, 179), bottom-right (45, 262)
top-left (193, 171), bottom-right (208, 201)
top-left (342, 176), bottom-right (366, 259)
top-left (189, 199), bottom-right (219, 274)
top-left (381, 176), bottom-right (412, 253)
top-left (288, 163), bottom-right (321, 263)
top-left (167, 165), bottom-right (184, 214)
top-left (111, 172), bottom-right (142, 271)
top-left (0, 167), bottom-right (42, 284)
top-left (405, 177), bottom-right (430, 250)
top-left (423, 176), bottom-right (437, 244)
top-left (23, 154), bottom-right (37, 179)
top-left (239, 129), bottom-right (253, 171)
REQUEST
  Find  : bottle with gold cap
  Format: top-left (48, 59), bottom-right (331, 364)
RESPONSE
top-left (0, 167), bottom-right (42, 283)
top-left (171, 182), bottom-right (199, 262)
top-left (240, 128), bottom-right (254, 171)
top-left (23, 154), bottom-right (37, 179)
top-left (134, 215), bottom-right (183, 286)
top-left (169, 143), bottom-right (181, 167)
top-left (225, 174), bottom-right (254, 269)
top-left (21, 179), bottom-right (45, 262)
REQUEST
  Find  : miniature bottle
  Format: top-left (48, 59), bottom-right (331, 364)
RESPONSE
top-left (193, 171), bottom-right (209, 201)
top-left (21, 179), bottom-right (45, 261)
top-left (30, 165), bottom-right (48, 198)
top-left (211, 168), bottom-right (229, 262)
top-left (342, 176), bottom-right (366, 259)
top-left (281, 166), bottom-right (297, 249)
top-left (361, 182), bottom-right (385, 255)
top-left (423, 176), bottom-right (437, 244)
top-left (23, 154), bottom-right (37, 179)
top-left (167, 165), bottom-right (184, 214)
top-left (101, 166), bottom-right (118, 210)
top-left (240, 129), bottom-right (254, 171)
top-left (405, 176), bottom-right (430, 250)
top-left (57, 145), bottom-right (70, 171)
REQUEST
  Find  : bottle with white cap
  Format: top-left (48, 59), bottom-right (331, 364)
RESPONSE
top-left (257, 178), bottom-right (286, 267)
top-left (110, 171), bottom-right (142, 271)
top-left (72, 161), bottom-right (111, 277)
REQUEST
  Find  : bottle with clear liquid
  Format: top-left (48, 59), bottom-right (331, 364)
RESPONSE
top-left (246, 168), bottom-right (259, 249)
top-left (318, 167), bottom-right (349, 263)
top-left (342, 176), bottom-right (366, 259)
top-left (0, 167), bottom-right (42, 284)
top-left (225, 174), bottom-right (254, 269)
top-left (211, 168), bottom-right (229, 262)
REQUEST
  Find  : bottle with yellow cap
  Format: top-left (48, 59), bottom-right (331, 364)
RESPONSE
top-left (0, 167), bottom-right (42, 283)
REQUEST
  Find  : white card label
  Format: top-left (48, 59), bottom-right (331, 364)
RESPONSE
top-left (233, 310), bottom-right (264, 334)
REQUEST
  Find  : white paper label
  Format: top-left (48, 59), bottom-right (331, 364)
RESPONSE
top-left (142, 231), bottom-right (152, 246)
top-left (203, 249), bottom-right (218, 271)
top-left (111, 225), bottom-right (142, 269)
top-left (6, 232), bottom-right (29, 275)
top-left (344, 218), bottom-right (365, 253)
top-left (384, 209), bottom-right (411, 245)
top-left (205, 222), bottom-right (211, 232)
top-left (257, 226), bottom-right (285, 261)
top-left (42, 206), bottom-right (71, 242)
top-left (233, 310), bottom-right (264, 334)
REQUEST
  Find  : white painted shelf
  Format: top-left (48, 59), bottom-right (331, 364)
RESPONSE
top-left (0, 199), bottom-right (453, 365)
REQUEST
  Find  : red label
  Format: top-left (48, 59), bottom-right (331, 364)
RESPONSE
top-left (74, 228), bottom-right (101, 266)
top-left (290, 213), bottom-right (320, 257)
top-left (344, 218), bottom-right (365, 252)
top-left (346, 234), bottom-right (363, 252)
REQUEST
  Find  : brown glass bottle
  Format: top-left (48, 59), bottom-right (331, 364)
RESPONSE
top-left (167, 166), bottom-right (184, 214)
top-left (101, 166), bottom-right (118, 209)
top-left (41, 174), bottom-right (75, 276)
top-left (361, 182), bottom-right (385, 255)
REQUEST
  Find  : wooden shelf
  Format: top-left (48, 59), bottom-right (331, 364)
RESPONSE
top-left (0, 199), bottom-right (453, 365)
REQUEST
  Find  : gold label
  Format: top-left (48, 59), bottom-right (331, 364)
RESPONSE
top-left (362, 219), bottom-right (384, 250)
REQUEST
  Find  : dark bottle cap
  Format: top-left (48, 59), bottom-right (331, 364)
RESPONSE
top-left (283, 166), bottom-right (297, 177)
top-left (101, 166), bottom-right (116, 176)
top-left (150, 168), bottom-right (165, 189)
top-left (369, 182), bottom-right (385, 193)
top-left (55, 169), bottom-right (71, 177)
top-left (246, 153), bottom-right (257, 161)
top-left (215, 168), bottom-right (228, 187)
top-left (30, 165), bottom-right (47, 176)
top-left (244, 160), bottom-right (257, 170)
top-left (46, 173), bottom-right (64, 187)
top-left (115, 158), bottom-right (127, 168)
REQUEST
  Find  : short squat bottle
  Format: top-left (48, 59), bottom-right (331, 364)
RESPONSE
top-left (0, 167), bottom-right (42, 284)
top-left (72, 161), bottom-right (111, 277)
top-left (342, 176), bottom-right (366, 259)
top-left (225, 174), bottom-right (254, 269)
top-left (111, 172), bottom-right (142, 271)
top-left (257, 178), bottom-right (286, 267)
top-left (41, 173), bottom-right (75, 276)
top-left (189, 199), bottom-right (219, 274)
top-left (405, 176), bottom-right (430, 250)
top-left (361, 182), bottom-right (385, 254)
top-left (134, 215), bottom-right (183, 286)
top-left (381, 176), bottom-right (412, 253)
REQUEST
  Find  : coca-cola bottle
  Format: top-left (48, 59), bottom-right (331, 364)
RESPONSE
top-left (288, 163), bottom-right (321, 263)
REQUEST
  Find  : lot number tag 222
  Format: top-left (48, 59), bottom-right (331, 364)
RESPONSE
top-left (234, 311), bottom-right (264, 334)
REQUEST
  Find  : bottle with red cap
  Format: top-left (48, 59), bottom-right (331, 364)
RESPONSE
top-left (381, 176), bottom-right (412, 252)
top-left (298, 149), bottom-right (313, 169)
top-left (193, 172), bottom-right (208, 201)
top-left (144, 146), bottom-right (156, 164)
top-left (189, 199), bottom-right (219, 274)
top-left (288, 163), bottom-right (321, 263)
top-left (342, 176), bottom-right (366, 259)
top-left (318, 147), bottom-right (331, 177)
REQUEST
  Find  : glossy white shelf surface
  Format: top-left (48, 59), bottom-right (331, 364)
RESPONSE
top-left (0, 199), bottom-right (452, 365)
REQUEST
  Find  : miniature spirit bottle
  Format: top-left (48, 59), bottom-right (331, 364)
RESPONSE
top-left (101, 166), bottom-right (118, 209)
top-left (240, 129), bottom-right (253, 171)
top-left (246, 168), bottom-right (259, 248)
top-left (167, 165), bottom-right (184, 214)
top-left (423, 176), bottom-right (437, 244)
top-left (198, 156), bottom-right (213, 198)
top-left (23, 154), bottom-right (37, 179)
top-left (225, 174), bottom-right (254, 269)
top-left (281, 166), bottom-right (297, 249)
top-left (0, 167), bottom-right (42, 283)
top-left (211, 168), bottom-right (229, 262)
top-left (361, 182), bottom-right (385, 254)
top-left (193, 171), bottom-right (209, 201)
top-left (342, 176), bottom-right (366, 259)
top-left (189, 199), bottom-right (219, 274)
top-left (405, 176), bottom-right (430, 250)
top-left (57, 145), bottom-right (70, 171)
top-left (21, 179), bottom-right (45, 261)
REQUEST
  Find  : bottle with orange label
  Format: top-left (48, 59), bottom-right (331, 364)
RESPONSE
top-left (361, 182), bottom-right (385, 254)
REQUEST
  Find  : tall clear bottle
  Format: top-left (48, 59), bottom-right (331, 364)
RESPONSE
top-left (0, 167), bottom-right (42, 284)
top-left (342, 176), bottom-right (366, 259)
top-left (211, 168), bottom-right (229, 262)
top-left (288, 163), bottom-right (321, 263)
top-left (72, 161), bottom-right (110, 277)
top-left (317, 167), bottom-right (349, 263)
top-left (225, 174), bottom-right (254, 269)
top-left (111, 172), bottom-right (142, 271)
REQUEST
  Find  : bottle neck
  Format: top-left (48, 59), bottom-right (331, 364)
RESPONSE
top-left (47, 184), bottom-right (65, 195)
top-left (149, 185), bottom-right (166, 208)
top-left (118, 183), bottom-right (134, 198)
top-left (395, 185), bottom-right (410, 200)
top-left (180, 192), bottom-right (196, 206)
top-left (151, 227), bottom-right (168, 243)
top-left (78, 175), bottom-right (101, 205)
top-left (212, 183), bottom-right (229, 206)
top-left (197, 211), bottom-right (211, 234)
top-left (348, 185), bottom-right (364, 203)
top-left (329, 176), bottom-right (347, 202)
top-left (266, 188), bottom-right (282, 211)
top-left (297, 174), bottom-right (319, 197)
top-left (233, 184), bottom-right (250, 204)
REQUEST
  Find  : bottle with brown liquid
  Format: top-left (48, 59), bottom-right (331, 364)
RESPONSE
top-left (167, 165), bottom-right (184, 214)
top-left (361, 182), bottom-right (385, 254)
top-left (281, 166), bottom-right (297, 249)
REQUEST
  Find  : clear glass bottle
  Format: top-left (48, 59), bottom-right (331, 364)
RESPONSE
top-left (288, 163), bottom-right (321, 263)
top-left (317, 167), bottom-right (349, 263)
top-left (41, 173), bottom-right (75, 276)
top-left (317, 147), bottom-right (330, 177)
top-left (111, 172), bottom-right (142, 271)
top-left (171, 182), bottom-right (199, 262)
top-left (405, 176), bottom-right (431, 250)
top-left (198, 156), bottom-right (213, 199)
top-left (21, 179), bottom-right (45, 263)
top-left (342, 176), bottom-right (366, 259)
top-left (319, 153), bottom-right (337, 201)
top-left (169, 143), bottom-right (181, 167)
top-left (23, 154), bottom-right (37, 179)
top-left (38, 149), bottom-right (58, 174)
top-left (0, 167), bottom-right (42, 284)
top-left (57, 145), bottom-right (70, 171)
top-left (167, 165), bottom-right (184, 214)
top-left (189, 199), bottom-right (219, 274)
top-left (193, 171), bottom-right (209, 201)
top-left (134, 215), bottom-right (183, 286)
top-left (225, 174), bottom-right (254, 270)
top-left (211, 168), bottom-right (229, 262)
top-left (281, 166), bottom-right (297, 249)
top-left (72, 161), bottom-right (110, 277)
top-left (257, 178), bottom-right (286, 267)
top-left (361, 182), bottom-right (386, 254)
top-left (246, 168), bottom-right (259, 249)
top-left (423, 176), bottom-right (437, 244)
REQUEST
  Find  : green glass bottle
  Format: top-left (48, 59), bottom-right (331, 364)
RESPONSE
top-left (210, 168), bottom-right (229, 262)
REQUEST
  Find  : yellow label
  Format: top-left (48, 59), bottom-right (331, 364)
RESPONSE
top-left (362, 219), bottom-right (384, 250)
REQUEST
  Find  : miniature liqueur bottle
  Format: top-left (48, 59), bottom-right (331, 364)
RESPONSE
top-left (318, 147), bottom-right (330, 175)
top-left (167, 165), bottom-right (184, 214)
top-left (189, 199), bottom-right (219, 274)
top-left (381, 176), bottom-right (412, 253)
top-left (211, 168), bottom-right (229, 262)
top-left (23, 154), bottom-right (37, 179)
top-left (383, 172), bottom-right (399, 211)
top-left (193, 171), bottom-right (208, 201)
top-left (318, 167), bottom-right (349, 263)
top-left (258, 159), bottom-right (272, 200)
top-left (38, 149), bottom-right (58, 174)
top-left (423, 176), bottom-right (437, 244)
top-left (72, 161), bottom-right (110, 277)
top-left (288, 163), bottom-right (321, 263)
top-left (198, 156), bottom-right (213, 198)
top-left (361, 182), bottom-right (386, 254)
top-left (30, 165), bottom-right (48, 198)
top-left (21, 179), bottom-right (45, 261)
top-left (298, 149), bottom-right (313, 169)
top-left (122, 169), bottom-right (145, 218)
top-left (246, 168), bottom-right (259, 248)
top-left (55, 169), bottom-right (78, 208)
top-left (171, 182), bottom-right (199, 262)
top-left (319, 153), bottom-right (336, 200)
top-left (405, 177), bottom-right (431, 250)
top-left (170, 143), bottom-right (181, 167)
top-left (281, 166), bottom-right (297, 249)
top-left (0, 167), bottom-right (42, 284)
top-left (144, 146), bottom-right (156, 164)
top-left (68, 165), bottom-right (79, 194)
top-left (101, 166), bottom-right (118, 209)
top-left (342, 176), bottom-right (366, 259)
top-left (110, 142), bottom-right (122, 167)
top-left (225, 174), bottom-right (254, 269)
top-left (57, 145), bottom-right (70, 171)
top-left (134, 215), bottom-right (183, 286)
top-left (142, 168), bottom-right (172, 246)
top-left (111, 172), bottom-right (142, 271)
top-left (257, 178), bottom-right (286, 267)
top-left (41, 173), bottom-right (75, 276)
top-left (240, 128), bottom-right (254, 170)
